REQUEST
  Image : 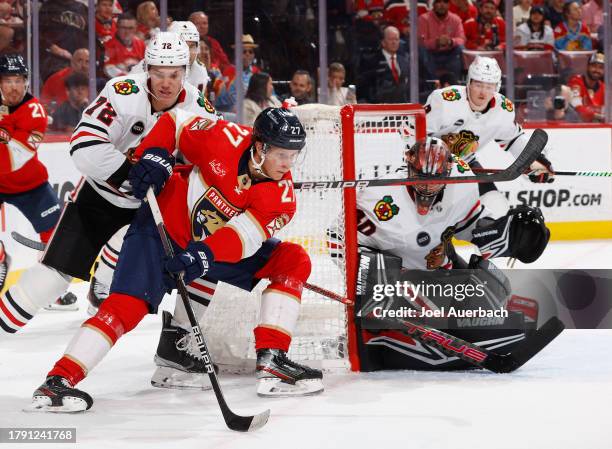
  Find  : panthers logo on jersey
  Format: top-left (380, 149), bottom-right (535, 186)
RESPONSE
top-left (113, 79), bottom-right (140, 95)
top-left (374, 196), bottom-right (399, 221)
top-left (191, 187), bottom-right (241, 240)
top-left (441, 88), bottom-right (461, 102)
top-left (442, 130), bottom-right (479, 158)
top-left (501, 96), bottom-right (514, 112)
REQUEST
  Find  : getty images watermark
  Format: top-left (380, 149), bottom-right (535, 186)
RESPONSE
top-left (0, 428), bottom-right (76, 443)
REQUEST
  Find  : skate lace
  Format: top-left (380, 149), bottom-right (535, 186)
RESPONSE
top-left (175, 333), bottom-right (202, 360)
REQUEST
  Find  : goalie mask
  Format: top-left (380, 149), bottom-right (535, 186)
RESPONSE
top-left (406, 137), bottom-right (453, 216)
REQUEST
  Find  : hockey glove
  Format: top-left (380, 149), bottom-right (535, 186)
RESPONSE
top-left (0, 127), bottom-right (10, 144)
top-left (526, 154), bottom-right (555, 183)
top-left (165, 240), bottom-right (214, 285)
top-left (472, 205), bottom-right (550, 263)
top-left (128, 147), bottom-right (175, 199)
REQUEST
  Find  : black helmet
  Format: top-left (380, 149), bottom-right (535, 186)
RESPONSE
top-left (0, 54), bottom-right (28, 77)
top-left (253, 107), bottom-right (306, 151)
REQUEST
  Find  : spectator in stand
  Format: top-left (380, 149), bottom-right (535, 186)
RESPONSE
top-left (554, 1), bottom-right (592, 51)
top-left (324, 62), bottom-right (356, 106)
top-left (515, 6), bottom-right (555, 49)
top-left (242, 72), bottom-right (282, 126)
top-left (582, 0), bottom-right (603, 34)
top-left (199, 37), bottom-right (233, 108)
top-left (41, 48), bottom-right (89, 114)
top-left (189, 11), bottom-right (231, 71)
top-left (463, 0), bottom-right (506, 50)
top-left (513, 0), bottom-right (532, 29)
top-left (542, 84), bottom-right (581, 122)
top-left (51, 72), bottom-right (89, 132)
top-left (232, 34), bottom-right (260, 91)
top-left (283, 70), bottom-right (315, 105)
top-left (418, 0), bottom-right (465, 81)
top-left (103, 13), bottom-right (144, 78)
top-left (544, 0), bottom-right (565, 29)
top-left (135, 1), bottom-right (160, 43)
top-left (357, 25), bottom-right (410, 103)
top-left (567, 51), bottom-right (605, 122)
top-left (449, 0), bottom-right (478, 23)
top-left (96, 0), bottom-right (116, 44)
top-left (0, 1), bottom-right (22, 53)
top-left (39, 0), bottom-right (88, 81)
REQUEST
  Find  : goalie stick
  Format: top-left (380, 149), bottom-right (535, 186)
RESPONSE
top-left (293, 128), bottom-right (548, 190)
top-left (146, 187), bottom-right (270, 432)
top-left (302, 280), bottom-right (564, 373)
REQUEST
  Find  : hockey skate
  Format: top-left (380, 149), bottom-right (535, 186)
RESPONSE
top-left (0, 240), bottom-right (11, 292)
top-left (151, 311), bottom-right (213, 390)
top-left (87, 275), bottom-right (109, 315)
top-left (28, 376), bottom-right (93, 413)
top-left (256, 348), bottom-right (324, 397)
top-left (44, 292), bottom-right (79, 311)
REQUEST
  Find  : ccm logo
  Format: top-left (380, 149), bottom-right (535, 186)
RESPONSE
top-left (402, 322), bottom-right (487, 363)
top-left (143, 153), bottom-right (173, 174)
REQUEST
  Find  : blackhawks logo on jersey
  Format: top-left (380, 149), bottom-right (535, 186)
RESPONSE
top-left (113, 79), bottom-right (140, 95)
top-left (501, 95), bottom-right (514, 112)
top-left (441, 88), bottom-right (461, 102)
top-left (442, 130), bottom-right (479, 158)
top-left (198, 92), bottom-right (216, 114)
top-left (374, 196), bottom-right (399, 221)
top-left (452, 154), bottom-right (471, 173)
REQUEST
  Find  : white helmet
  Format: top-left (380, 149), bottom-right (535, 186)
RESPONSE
top-left (467, 56), bottom-right (502, 92)
top-left (145, 31), bottom-right (190, 68)
top-left (168, 21), bottom-right (200, 43)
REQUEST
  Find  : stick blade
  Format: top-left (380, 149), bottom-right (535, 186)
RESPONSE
top-left (486, 316), bottom-right (565, 373)
top-left (227, 408), bottom-right (270, 432)
top-left (500, 128), bottom-right (548, 182)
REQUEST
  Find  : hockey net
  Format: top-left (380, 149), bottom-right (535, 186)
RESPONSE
top-left (200, 103), bottom-right (426, 372)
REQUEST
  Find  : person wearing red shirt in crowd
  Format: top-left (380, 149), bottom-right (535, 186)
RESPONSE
top-left (135, 0), bottom-right (159, 42)
top-left (189, 11), bottom-right (231, 72)
top-left (95, 0), bottom-right (116, 44)
top-left (450, 0), bottom-right (478, 23)
top-left (553, 1), bottom-right (592, 51)
top-left (104, 13), bottom-right (145, 78)
top-left (463, 0), bottom-right (506, 50)
top-left (567, 52), bottom-right (605, 122)
top-left (0, 55), bottom-right (58, 291)
top-left (40, 48), bottom-right (88, 114)
top-left (418, 0), bottom-right (466, 81)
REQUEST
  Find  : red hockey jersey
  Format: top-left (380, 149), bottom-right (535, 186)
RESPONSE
top-left (134, 110), bottom-right (296, 263)
top-left (0, 93), bottom-right (48, 193)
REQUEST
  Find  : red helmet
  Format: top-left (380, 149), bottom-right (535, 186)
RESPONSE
top-left (406, 137), bottom-right (453, 215)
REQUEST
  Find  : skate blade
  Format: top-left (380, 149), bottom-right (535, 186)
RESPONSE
top-left (44, 303), bottom-right (79, 312)
top-left (24, 396), bottom-right (89, 413)
top-left (150, 366), bottom-right (213, 391)
top-left (256, 377), bottom-right (324, 397)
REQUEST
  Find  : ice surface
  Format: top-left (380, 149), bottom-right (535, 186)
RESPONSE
top-left (0, 240), bottom-right (610, 449)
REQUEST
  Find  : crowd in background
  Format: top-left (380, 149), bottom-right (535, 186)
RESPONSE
top-left (0, 0), bottom-right (608, 132)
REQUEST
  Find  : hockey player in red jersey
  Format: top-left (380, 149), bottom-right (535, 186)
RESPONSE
top-left (30, 107), bottom-right (323, 412)
top-left (0, 33), bottom-right (217, 336)
top-left (0, 54), bottom-right (77, 310)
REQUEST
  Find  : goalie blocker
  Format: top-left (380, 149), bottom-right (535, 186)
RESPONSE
top-left (354, 248), bottom-right (543, 371)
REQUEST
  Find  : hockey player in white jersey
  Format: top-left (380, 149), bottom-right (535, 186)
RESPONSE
top-left (0, 32), bottom-right (217, 338)
top-left (130, 21), bottom-right (209, 93)
top-left (352, 138), bottom-right (551, 371)
top-left (424, 56), bottom-right (555, 217)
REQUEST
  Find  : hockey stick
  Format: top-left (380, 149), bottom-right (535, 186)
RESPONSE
top-left (304, 280), bottom-right (564, 373)
top-left (471, 168), bottom-right (612, 177)
top-left (145, 187), bottom-right (270, 432)
top-left (293, 129), bottom-right (548, 190)
top-left (304, 281), bottom-right (353, 305)
top-left (11, 231), bottom-right (45, 251)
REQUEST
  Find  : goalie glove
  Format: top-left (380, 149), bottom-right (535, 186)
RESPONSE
top-left (165, 240), bottom-right (214, 286)
top-left (526, 154), bottom-right (554, 184)
top-left (471, 205), bottom-right (550, 263)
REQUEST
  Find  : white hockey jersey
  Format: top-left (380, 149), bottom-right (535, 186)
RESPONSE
top-left (70, 72), bottom-right (218, 209)
top-left (425, 85), bottom-right (529, 163)
top-left (356, 164), bottom-right (492, 270)
top-left (130, 59), bottom-right (210, 93)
